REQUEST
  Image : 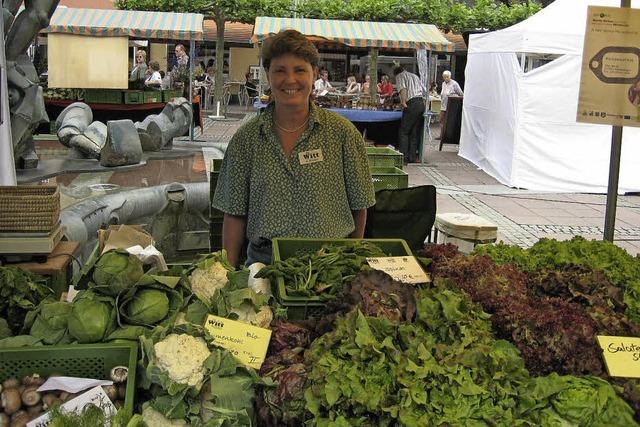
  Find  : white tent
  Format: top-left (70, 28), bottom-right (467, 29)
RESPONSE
top-left (460, 0), bottom-right (640, 193)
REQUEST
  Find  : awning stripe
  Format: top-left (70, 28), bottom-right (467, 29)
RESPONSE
top-left (45, 7), bottom-right (203, 40)
top-left (252, 17), bottom-right (453, 52)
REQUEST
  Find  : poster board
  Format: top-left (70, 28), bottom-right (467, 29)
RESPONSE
top-left (48, 34), bottom-right (129, 89)
top-left (577, 6), bottom-right (640, 127)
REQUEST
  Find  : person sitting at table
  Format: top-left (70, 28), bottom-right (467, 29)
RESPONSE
top-left (361, 74), bottom-right (371, 94)
top-left (205, 67), bottom-right (216, 85)
top-left (314, 69), bottom-right (335, 95)
top-left (129, 50), bottom-right (147, 89)
top-left (144, 61), bottom-right (162, 89)
top-left (377, 74), bottom-right (394, 99)
top-left (345, 75), bottom-right (360, 94)
top-left (212, 29), bottom-right (375, 267)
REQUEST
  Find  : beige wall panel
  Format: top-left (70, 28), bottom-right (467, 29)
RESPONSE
top-left (150, 43), bottom-right (168, 72)
top-left (229, 46), bottom-right (259, 83)
top-left (48, 34), bottom-right (128, 89)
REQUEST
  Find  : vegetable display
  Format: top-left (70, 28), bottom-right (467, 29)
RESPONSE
top-left (4, 239), bottom-right (640, 426)
top-left (256, 241), bottom-right (388, 298)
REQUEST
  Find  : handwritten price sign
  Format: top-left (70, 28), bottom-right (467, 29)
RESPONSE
top-left (204, 315), bottom-right (272, 370)
top-left (597, 335), bottom-right (640, 378)
top-left (366, 256), bottom-right (430, 284)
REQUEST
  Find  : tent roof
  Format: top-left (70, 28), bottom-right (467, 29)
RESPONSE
top-left (44, 7), bottom-right (204, 40)
top-left (252, 16), bottom-right (454, 52)
top-left (469, 0), bottom-right (640, 55)
top-left (204, 20), bottom-right (253, 44)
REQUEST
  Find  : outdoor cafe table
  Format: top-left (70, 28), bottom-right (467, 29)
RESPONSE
top-left (329, 108), bottom-right (402, 146)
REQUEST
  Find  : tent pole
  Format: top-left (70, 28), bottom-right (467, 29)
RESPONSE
top-left (603, 0), bottom-right (630, 242)
top-left (369, 47), bottom-right (378, 100)
top-left (189, 38), bottom-right (195, 142)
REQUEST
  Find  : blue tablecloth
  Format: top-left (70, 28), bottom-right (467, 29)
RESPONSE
top-left (329, 108), bottom-right (402, 122)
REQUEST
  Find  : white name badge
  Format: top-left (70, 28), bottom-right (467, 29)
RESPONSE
top-left (298, 149), bottom-right (324, 165)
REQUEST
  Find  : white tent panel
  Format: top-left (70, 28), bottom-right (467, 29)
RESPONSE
top-left (461, 0), bottom-right (640, 194)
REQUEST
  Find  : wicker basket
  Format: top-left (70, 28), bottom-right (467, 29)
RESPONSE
top-left (0, 186), bottom-right (60, 232)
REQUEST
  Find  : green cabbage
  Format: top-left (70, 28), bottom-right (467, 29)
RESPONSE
top-left (125, 289), bottom-right (170, 325)
top-left (68, 291), bottom-right (116, 343)
top-left (27, 301), bottom-right (72, 344)
top-left (92, 251), bottom-right (144, 296)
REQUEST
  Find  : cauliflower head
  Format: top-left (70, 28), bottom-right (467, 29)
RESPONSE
top-left (154, 333), bottom-right (211, 387)
top-left (189, 262), bottom-right (229, 303)
top-left (230, 303), bottom-right (273, 329)
top-left (141, 406), bottom-right (187, 426)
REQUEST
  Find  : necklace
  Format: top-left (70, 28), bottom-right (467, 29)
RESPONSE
top-left (274, 115), bottom-right (309, 133)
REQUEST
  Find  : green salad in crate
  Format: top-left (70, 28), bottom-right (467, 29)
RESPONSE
top-left (256, 241), bottom-right (388, 299)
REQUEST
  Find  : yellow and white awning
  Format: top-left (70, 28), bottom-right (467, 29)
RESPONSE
top-left (44, 7), bottom-right (204, 40)
top-left (252, 16), bottom-right (453, 52)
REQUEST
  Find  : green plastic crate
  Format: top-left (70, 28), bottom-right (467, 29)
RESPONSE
top-left (144, 90), bottom-right (162, 103)
top-left (0, 342), bottom-right (138, 419)
top-left (84, 89), bottom-right (122, 104)
top-left (272, 238), bottom-right (413, 319)
top-left (366, 146), bottom-right (404, 169)
top-left (123, 90), bottom-right (144, 104)
top-left (163, 89), bottom-right (183, 102)
top-left (371, 167), bottom-right (409, 191)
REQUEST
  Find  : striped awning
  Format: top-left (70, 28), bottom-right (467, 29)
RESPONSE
top-left (252, 17), bottom-right (453, 52)
top-left (44, 7), bottom-right (204, 40)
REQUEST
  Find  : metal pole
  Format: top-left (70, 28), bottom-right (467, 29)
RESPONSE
top-left (189, 38), bottom-right (195, 142)
top-left (603, 0), bottom-right (631, 241)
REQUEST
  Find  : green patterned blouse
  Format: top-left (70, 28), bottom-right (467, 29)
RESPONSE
top-left (212, 102), bottom-right (375, 244)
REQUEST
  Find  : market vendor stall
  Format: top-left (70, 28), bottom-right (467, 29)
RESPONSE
top-left (42, 7), bottom-right (204, 141)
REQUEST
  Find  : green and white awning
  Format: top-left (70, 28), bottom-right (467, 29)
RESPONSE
top-left (253, 16), bottom-right (454, 52)
top-left (44, 7), bottom-right (204, 40)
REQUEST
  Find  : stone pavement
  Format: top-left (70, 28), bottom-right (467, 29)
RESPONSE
top-left (201, 105), bottom-right (640, 256)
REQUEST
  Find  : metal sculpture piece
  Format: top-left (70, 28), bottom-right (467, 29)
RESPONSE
top-left (55, 97), bottom-right (193, 165)
top-left (3, 0), bottom-right (60, 169)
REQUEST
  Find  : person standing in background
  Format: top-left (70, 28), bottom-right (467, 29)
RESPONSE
top-left (144, 61), bottom-right (162, 88)
top-left (439, 70), bottom-right (463, 139)
top-left (129, 50), bottom-right (147, 89)
top-left (393, 65), bottom-right (425, 163)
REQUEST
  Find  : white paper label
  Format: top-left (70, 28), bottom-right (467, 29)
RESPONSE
top-left (366, 256), bottom-right (430, 284)
top-left (298, 149), bottom-right (324, 165)
top-left (28, 386), bottom-right (116, 427)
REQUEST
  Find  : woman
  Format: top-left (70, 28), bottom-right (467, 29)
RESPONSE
top-left (345, 75), bottom-right (360, 94)
top-left (212, 29), bottom-right (375, 266)
top-left (361, 75), bottom-right (371, 93)
top-left (144, 61), bottom-right (162, 88)
top-left (129, 50), bottom-right (147, 89)
top-left (377, 74), bottom-right (393, 99)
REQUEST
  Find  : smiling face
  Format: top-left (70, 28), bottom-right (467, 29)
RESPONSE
top-left (267, 53), bottom-right (317, 110)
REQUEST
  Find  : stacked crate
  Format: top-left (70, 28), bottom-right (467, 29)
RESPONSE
top-left (366, 147), bottom-right (409, 191)
top-left (209, 159), bottom-right (224, 251)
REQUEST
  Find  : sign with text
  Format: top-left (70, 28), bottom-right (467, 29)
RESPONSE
top-left (366, 256), bottom-right (430, 284)
top-left (577, 6), bottom-right (640, 127)
top-left (204, 314), bottom-right (272, 370)
top-left (597, 335), bottom-right (640, 378)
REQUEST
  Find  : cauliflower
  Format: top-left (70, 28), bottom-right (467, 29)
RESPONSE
top-left (141, 406), bottom-right (187, 426)
top-left (189, 261), bottom-right (229, 303)
top-left (230, 303), bottom-right (273, 329)
top-left (154, 333), bottom-right (211, 387)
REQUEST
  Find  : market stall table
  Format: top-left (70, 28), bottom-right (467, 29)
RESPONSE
top-left (329, 108), bottom-right (402, 146)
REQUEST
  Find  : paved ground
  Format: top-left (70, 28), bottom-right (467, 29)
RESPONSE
top-left (200, 105), bottom-right (640, 256)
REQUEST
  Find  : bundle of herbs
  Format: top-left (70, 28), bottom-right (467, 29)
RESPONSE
top-left (0, 266), bottom-right (54, 336)
top-left (256, 241), bottom-right (388, 299)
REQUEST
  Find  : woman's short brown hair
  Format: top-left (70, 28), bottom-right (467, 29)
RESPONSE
top-left (261, 29), bottom-right (319, 70)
